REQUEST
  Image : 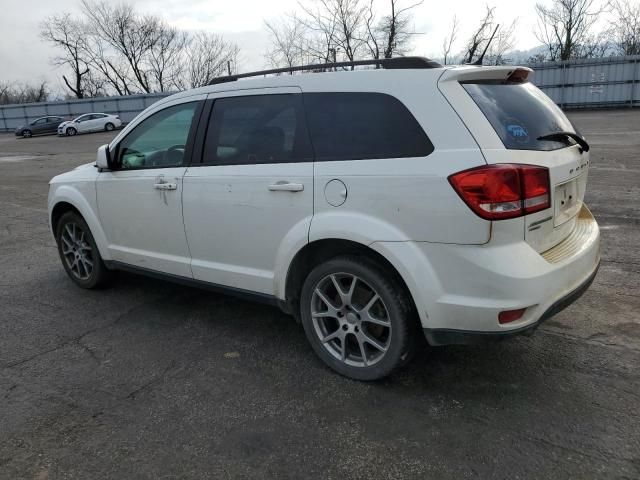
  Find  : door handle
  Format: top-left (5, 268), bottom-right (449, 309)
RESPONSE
top-left (268, 181), bottom-right (304, 192)
top-left (154, 182), bottom-right (177, 190)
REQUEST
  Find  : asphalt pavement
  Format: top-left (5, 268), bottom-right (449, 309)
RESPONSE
top-left (0, 112), bottom-right (639, 479)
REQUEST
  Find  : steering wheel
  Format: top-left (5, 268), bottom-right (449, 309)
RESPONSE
top-left (162, 144), bottom-right (186, 165)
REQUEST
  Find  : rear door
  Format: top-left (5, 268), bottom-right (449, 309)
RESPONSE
top-left (182, 88), bottom-right (314, 295)
top-left (45, 117), bottom-right (62, 134)
top-left (439, 67), bottom-right (590, 252)
top-left (31, 118), bottom-right (48, 135)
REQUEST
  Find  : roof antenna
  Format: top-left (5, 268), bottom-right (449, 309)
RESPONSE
top-left (471, 24), bottom-right (500, 66)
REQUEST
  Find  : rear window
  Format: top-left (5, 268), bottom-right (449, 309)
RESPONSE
top-left (303, 92), bottom-right (433, 161)
top-left (462, 82), bottom-right (576, 151)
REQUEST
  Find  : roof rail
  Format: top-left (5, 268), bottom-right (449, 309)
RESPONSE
top-left (208, 56), bottom-right (443, 85)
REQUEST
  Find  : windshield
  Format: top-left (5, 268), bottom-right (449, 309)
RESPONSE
top-left (462, 82), bottom-right (576, 151)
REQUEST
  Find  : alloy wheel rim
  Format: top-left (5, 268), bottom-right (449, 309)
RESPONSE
top-left (311, 273), bottom-right (392, 367)
top-left (60, 222), bottom-right (93, 280)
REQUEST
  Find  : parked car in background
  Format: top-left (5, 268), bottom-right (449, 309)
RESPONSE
top-left (14, 116), bottom-right (66, 138)
top-left (58, 113), bottom-right (122, 136)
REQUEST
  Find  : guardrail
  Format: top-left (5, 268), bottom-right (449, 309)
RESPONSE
top-left (1, 55), bottom-right (639, 132)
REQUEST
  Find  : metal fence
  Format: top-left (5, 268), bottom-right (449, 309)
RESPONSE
top-left (528, 55), bottom-right (640, 109)
top-left (0, 93), bottom-right (170, 133)
top-left (1, 55), bottom-right (639, 132)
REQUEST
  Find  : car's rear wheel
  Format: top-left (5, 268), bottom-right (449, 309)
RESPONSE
top-left (66, 127), bottom-right (77, 136)
top-left (56, 211), bottom-right (112, 289)
top-left (300, 255), bottom-right (415, 381)
top-left (22, 129), bottom-right (32, 138)
top-left (105, 122), bottom-right (115, 131)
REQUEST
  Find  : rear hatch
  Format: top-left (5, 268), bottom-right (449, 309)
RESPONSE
top-left (438, 66), bottom-right (590, 252)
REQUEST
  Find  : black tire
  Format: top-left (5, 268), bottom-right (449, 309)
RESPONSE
top-left (55, 211), bottom-right (112, 289)
top-left (66, 127), bottom-right (77, 136)
top-left (22, 129), bottom-right (32, 138)
top-left (105, 122), bottom-right (115, 131)
top-left (300, 255), bottom-right (416, 381)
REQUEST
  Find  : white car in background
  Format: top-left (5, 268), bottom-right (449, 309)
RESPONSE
top-left (58, 113), bottom-right (122, 136)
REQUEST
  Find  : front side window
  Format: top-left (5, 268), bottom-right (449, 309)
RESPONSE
top-left (202, 94), bottom-right (311, 166)
top-left (303, 92), bottom-right (434, 161)
top-left (116, 102), bottom-right (198, 170)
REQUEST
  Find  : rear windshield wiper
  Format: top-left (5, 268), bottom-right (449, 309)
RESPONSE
top-left (537, 131), bottom-right (590, 153)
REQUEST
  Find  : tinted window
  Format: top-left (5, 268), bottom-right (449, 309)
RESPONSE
top-left (76, 115), bottom-right (91, 123)
top-left (33, 118), bottom-right (47, 125)
top-left (462, 82), bottom-right (576, 151)
top-left (116, 102), bottom-right (198, 170)
top-left (303, 92), bottom-right (433, 161)
top-left (203, 94), bottom-right (311, 165)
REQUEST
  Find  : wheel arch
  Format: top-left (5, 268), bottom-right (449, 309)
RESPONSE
top-left (281, 238), bottom-right (419, 322)
top-left (49, 187), bottom-right (112, 261)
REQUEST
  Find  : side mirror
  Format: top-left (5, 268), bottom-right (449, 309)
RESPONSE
top-left (96, 144), bottom-right (112, 170)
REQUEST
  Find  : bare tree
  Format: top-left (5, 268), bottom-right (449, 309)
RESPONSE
top-left (40, 14), bottom-right (90, 98)
top-left (609, 0), bottom-right (640, 55)
top-left (81, 0), bottom-right (156, 92)
top-left (265, 14), bottom-right (308, 69)
top-left (442, 15), bottom-right (460, 65)
top-left (462, 6), bottom-right (496, 63)
top-left (375, 0), bottom-right (423, 59)
top-left (485, 19), bottom-right (518, 65)
top-left (81, 33), bottom-right (134, 95)
top-left (535, 0), bottom-right (606, 61)
top-left (180, 32), bottom-right (240, 89)
top-left (148, 24), bottom-right (188, 92)
top-left (0, 82), bottom-right (49, 105)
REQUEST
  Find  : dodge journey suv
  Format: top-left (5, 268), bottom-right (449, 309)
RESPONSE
top-left (48, 57), bottom-right (600, 380)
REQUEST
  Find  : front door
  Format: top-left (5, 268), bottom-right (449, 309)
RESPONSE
top-left (96, 99), bottom-right (203, 277)
top-left (183, 88), bottom-right (314, 295)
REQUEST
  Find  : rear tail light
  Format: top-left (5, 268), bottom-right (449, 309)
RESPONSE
top-left (448, 164), bottom-right (550, 220)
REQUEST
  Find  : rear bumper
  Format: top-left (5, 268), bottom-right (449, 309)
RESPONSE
top-left (423, 261), bottom-right (599, 345)
top-left (372, 204), bottom-right (600, 345)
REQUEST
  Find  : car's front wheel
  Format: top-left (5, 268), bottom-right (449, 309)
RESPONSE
top-left (300, 255), bottom-right (415, 381)
top-left (22, 129), bottom-right (32, 138)
top-left (56, 211), bottom-right (112, 289)
top-left (66, 127), bottom-right (77, 136)
top-left (105, 122), bottom-right (115, 131)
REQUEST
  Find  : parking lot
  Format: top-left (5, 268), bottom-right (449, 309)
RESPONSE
top-left (1, 111), bottom-right (639, 479)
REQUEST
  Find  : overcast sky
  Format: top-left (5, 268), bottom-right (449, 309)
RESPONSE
top-left (0, 0), bottom-right (568, 92)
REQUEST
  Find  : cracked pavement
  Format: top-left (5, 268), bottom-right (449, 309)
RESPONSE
top-left (1, 111), bottom-right (639, 479)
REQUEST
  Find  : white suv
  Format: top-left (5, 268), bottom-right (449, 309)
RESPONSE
top-left (48, 57), bottom-right (600, 380)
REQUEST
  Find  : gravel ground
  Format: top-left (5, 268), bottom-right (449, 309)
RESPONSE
top-left (0, 111), bottom-right (639, 480)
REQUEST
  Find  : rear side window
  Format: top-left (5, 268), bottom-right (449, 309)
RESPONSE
top-left (462, 82), bottom-right (576, 151)
top-left (303, 92), bottom-right (433, 161)
top-left (202, 94), bottom-right (312, 165)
